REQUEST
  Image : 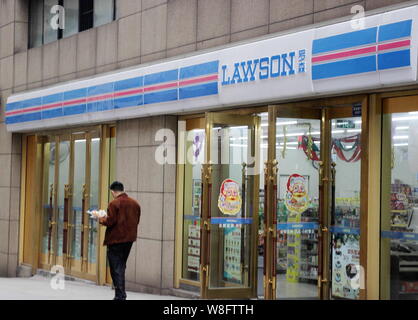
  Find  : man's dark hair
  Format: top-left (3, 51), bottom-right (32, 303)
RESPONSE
top-left (110, 181), bottom-right (124, 192)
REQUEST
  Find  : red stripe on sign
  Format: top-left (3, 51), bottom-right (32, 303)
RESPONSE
top-left (114, 88), bottom-right (144, 97)
top-left (6, 105), bottom-right (43, 116)
top-left (63, 98), bottom-right (87, 107)
top-left (144, 81), bottom-right (178, 93)
top-left (312, 46), bottom-right (376, 63)
top-left (179, 74), bottom-right (218, 87)
top-left (378, 39), bottom-right (411, 51)
top-left (42, 102), bottom-right (62, 110)
top-left (86, 93), bottom-right (114, 103)
top-left (6, 102), bottom-right (63, 116)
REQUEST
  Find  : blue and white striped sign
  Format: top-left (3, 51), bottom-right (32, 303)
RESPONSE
top-left (6, 61), bottom-right (219, 125)
top-left (312, 20), bottom-right (412, 80)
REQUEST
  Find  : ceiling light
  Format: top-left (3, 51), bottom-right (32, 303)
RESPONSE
top-left (277, 121), bottom-right (298, 126)
top-left (280, 142), bottom-right (299, 145)
top-left (392, 116), bottom-right (418, 122)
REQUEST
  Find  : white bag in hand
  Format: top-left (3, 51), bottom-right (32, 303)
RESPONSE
top-left (87, 209), bottom-right (107, 219)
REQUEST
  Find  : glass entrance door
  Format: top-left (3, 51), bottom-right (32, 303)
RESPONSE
top-left (265, 106), bottom-right (322, 299)
top-left (265, 103), bottom-right (365, 300)
top-left (380, 95), bottom-right (418, 300)
top-left (328, 108), bottom-right (363, 300)
top-left (200, 112), bottom-right (261, 299)
top-left (39, 129), bottom-right (101, 282)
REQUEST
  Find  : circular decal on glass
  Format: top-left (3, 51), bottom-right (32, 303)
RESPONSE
top-left (218, 179), bottom-right (242, 216)
top-left (285, 174), bottom-right (309, 214)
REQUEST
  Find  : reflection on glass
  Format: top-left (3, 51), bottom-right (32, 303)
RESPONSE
top-left (71, 139), bottom-right (86, 263)
top-left (41, 142), bottom-right (56, 258)
top-left (208, 124), bottom-right (256, 290)
top-left (381, 112), bottom-right (418, 300)
top-left (181, 128), bottom-right (204, 282)
top-left (57, 141), bottom-right (70, 257)
top-left (257, 114), bottom-right (269, 297)
top-left (29, 0), bottom-right (43, 48)
top-left (44, 0), bottom-right (59, 44)
top-left (63, 0), bottom-right (79, 38)
top-left (88, 138), bottom-right (100, 266)
top-left (274, 118), bottom-right (320, 299)
top-left (330, 117), bottom-right (361, 300)
top-left (94, 0), bottom-right (114, 27)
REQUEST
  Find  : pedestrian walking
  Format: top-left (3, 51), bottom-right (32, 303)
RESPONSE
top-left (98, 181), bottom-right (141, 300)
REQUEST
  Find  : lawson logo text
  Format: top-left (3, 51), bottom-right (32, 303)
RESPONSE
top-left (221, 50), bottom-right (306, 86)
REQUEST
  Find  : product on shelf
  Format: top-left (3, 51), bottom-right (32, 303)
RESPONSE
top-left (390, 182), bottom-right (415, 232)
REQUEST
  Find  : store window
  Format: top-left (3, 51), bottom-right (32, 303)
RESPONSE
top-left (29, 0), bottom-right (43, 48)
top-left (381, 98), bottom-right (418, 300)
top-left (29, 0), bottom-right (115, 48)
top-left (94, 0), bottom-right (114, 28)
top-left (79, 0), bottom-right (94, 32)
top-left (43, 0), bottom-right (59, 44)
top-left (179, 119), bottom-right (205, 284)
top-left (63, 0), bottom-right (79, 38)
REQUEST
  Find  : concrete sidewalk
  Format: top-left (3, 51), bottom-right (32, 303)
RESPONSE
top-left (0, 276), bottom-right (185, 300)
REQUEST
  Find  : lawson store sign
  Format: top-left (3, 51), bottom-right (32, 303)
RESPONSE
top-left (5, 5), bottom-right (418, 132)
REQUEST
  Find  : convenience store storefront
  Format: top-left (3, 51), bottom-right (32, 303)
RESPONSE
top-left (5, 4), bottom-right (418, 300)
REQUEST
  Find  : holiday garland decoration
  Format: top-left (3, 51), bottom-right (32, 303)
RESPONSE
top-left (298, 135), bottom-right (320, 161)
top-left (193, 132), bottom-right (204, 161)
top-left (391, 146), bottom-right (395, 169)
top-left (333, 135), bottom-right (361, 162)
top-left (294, 123), bottom-right (314, 161)
top-left (282, 125), bottom-right (287, 159)
top-left (298, 134), bottom-right (362, 163)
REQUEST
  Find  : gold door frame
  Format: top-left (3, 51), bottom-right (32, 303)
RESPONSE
top-left (19, 124), bottom-right (115, 284)
top-left (174, 94), bottom-right (373, 300)
top-left (175, 117), bottom-right (206, 289)
top-left (266, 95), bottom-right (369, 300)
top-left (175, 110), bottom-right (268, 290)
top-left (200, 112), bottom-right (261, 299)
top-left (265, 105), bottom-right (323, 299)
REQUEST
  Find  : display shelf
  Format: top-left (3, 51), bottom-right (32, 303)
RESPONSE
top-left (390, 185), bottom-right (416, 234)
top-left (399, 292), bottom-right (418, 295)
top-left (301, 253), bottom-right (318, 256)
top-left (392, 223), bottom-right (409, 228)
top-left (298, 278), bottom-right (318, 285)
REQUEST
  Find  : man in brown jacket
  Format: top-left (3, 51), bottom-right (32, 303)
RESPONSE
top-left (99, 181), bottom-right (141, 300)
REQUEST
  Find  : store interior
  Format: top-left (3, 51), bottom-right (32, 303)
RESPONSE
top-left (179, 110), bottom-right (418, 299)
top-left (382, 112), bottom-right (418, 300)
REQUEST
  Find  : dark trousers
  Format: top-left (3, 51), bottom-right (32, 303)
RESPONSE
top-left (107, 242), bottom-right (133, 300)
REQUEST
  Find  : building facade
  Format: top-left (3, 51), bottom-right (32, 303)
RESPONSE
top-left (1, 0), bottom-right (418, 300)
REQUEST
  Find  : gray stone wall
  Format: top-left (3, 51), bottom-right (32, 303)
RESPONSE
top-left (116, 115), bottom-right (177, 294)
top-left (0, 0), bottom-right (26, 277)
top-left (0, 0), bottom-right (414, 284)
